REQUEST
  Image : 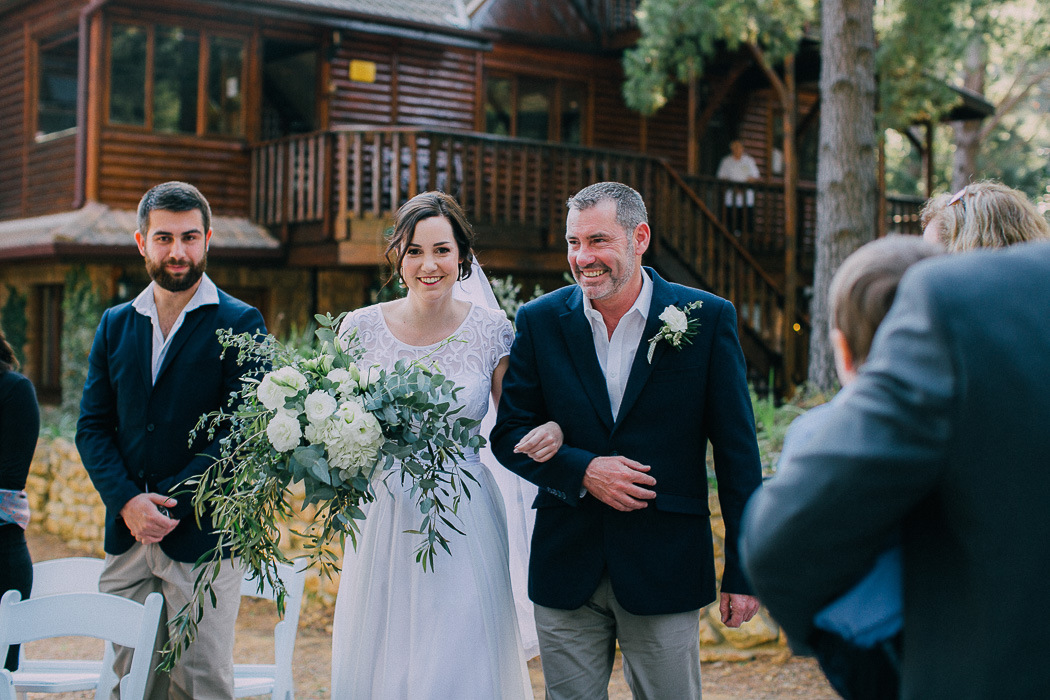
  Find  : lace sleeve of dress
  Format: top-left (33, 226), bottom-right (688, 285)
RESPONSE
top-left (473, 306), bottom-right (514, 370)
top-left (496, 315), bottom-right (514, 359)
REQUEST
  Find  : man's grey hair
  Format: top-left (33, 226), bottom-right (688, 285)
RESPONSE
top-left (567, 182), bottom-right (648, 235)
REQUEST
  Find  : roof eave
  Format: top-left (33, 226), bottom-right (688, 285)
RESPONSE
top-left (200, 0), bottom-right (494, 50)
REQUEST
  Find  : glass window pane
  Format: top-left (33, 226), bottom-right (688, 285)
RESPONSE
top-left (206, 35), bottom-right (245, 136)
top-left (109, 23), bottom-right (146, 126)
top-left (37, 32), bottom-right (79, 136)
top-left (517, 77), bottom-right (552, 141)
top-left (153, 25), bottom-right (199, 134)
top-left (484, 77), bottom-right (512, 136)
top-left (560, 81), bottom-right (586, 144)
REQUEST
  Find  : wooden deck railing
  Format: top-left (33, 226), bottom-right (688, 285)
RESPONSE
top-left (651, 165), bottom-right (809, 383)
top-left (254, 128), bottom-right (929, 385)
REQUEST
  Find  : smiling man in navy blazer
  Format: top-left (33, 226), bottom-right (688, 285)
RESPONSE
top-left (492, 182), bottom-right (762, 699)
top-left (76, 181), bottom-right (265, 700)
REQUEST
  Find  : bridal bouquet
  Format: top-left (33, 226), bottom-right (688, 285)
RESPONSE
top-left (161, 312), bottom-right (482, 668)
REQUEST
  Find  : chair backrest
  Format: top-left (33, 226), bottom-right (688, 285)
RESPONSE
top-left (0, 590), bottom-right (163, 700)
top-left (239, 559), bottom-right (308, 696)
top-left (30, 557), bottom-right (106, 597)
top-left (0, 668), bottom-right (15, 700)
top-left (23, 556), bottom-right (116, 699)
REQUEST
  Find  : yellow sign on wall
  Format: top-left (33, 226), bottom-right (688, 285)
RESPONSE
top-left (349, 60), bottom-right (377, 83)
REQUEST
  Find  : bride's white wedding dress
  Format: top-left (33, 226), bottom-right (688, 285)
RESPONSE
top-left (331, 302), bottom-right (532, 699)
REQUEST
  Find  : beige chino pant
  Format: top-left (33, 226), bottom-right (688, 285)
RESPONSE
top-left (99, 542), bottom-right (242, 700)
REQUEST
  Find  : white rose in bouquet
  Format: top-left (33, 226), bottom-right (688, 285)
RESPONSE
top-left (304, 390), bottom-right (338, 423)
top-left (257, 366), bottom-right (309, 410)
top-left (266, 411), bottom-right (302, 452)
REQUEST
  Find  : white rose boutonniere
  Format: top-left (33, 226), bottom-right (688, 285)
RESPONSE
top-left (647, 300), bottom-right (704, 363)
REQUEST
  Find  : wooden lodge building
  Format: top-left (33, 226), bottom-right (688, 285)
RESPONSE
top-left (0, 0), bottom-right (991, 402)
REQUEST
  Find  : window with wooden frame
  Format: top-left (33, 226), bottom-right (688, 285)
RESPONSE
top-left (483, 73), bottom-right (587, 145)
top-left (35, 29), bottom-right (79, 140)
top-left (107, 21), bottom-right (246, 137)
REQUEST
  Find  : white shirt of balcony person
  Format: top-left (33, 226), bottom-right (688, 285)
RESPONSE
top-left (716, 140), bottom-right (761, 235)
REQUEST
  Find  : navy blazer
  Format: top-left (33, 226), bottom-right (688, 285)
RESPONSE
top-left (491, 268), bottom-right (762, 615)
top-left (742, 241), bottom-right (1050, 698)
top-left (76, 287), bottom-right (265, 563)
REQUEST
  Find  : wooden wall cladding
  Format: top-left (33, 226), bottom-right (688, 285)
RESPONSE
top-left (395, 42), bottom-right (475, 130)
top-left (0, 1), bottom-right (84, 221)
top-left (592, 75), bottom-right (642, 155)
top-left (329, 34), bottom-right (476, 131)
top-left (645, 87), bottom-right (689, 173)
top-left (0, 18), bottom-right (26, 221)
top-left (329, 34), bottom-right (395, 126)
top-left (97, 130), bottom-right (250, 215)
top-left (26, 136), bottom-right (77, 216)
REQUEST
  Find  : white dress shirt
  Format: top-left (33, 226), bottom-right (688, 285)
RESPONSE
top-left (132, 273), bottom-right (219, 384)
top-left (716, 153), bottom-right (760, 207)
top-left (582, 270), bottom-right (653, 420)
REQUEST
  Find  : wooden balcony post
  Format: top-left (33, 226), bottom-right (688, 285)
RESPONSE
top-left (352, 132), bottom-right (363, 218)
top-left (336, 132), bottom-right (349, 241)
top-left (372, 132), bottom-right (382, 217)
top-left (391, 131), bottom-right (401, 212)
top-left (408, 132), bottom-right (419, 200)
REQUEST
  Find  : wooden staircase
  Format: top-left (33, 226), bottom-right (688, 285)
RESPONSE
top-left (250, 127), bottom-right (809, 386)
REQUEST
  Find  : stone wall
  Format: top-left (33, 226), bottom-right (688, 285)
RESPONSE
top-left (29, 437), bottom-right (785, 654)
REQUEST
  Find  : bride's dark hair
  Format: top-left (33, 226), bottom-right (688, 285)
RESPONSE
top-left (385, 191), bottom-right (476, 287)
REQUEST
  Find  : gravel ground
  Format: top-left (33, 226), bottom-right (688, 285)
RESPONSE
top-left (23, 529), bottom-right (839, 699)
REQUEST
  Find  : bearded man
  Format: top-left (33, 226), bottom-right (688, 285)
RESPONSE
top-left (76, 181), bottom-right (266, 700)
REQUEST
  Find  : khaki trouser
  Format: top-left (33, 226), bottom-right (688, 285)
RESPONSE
top-left (99, 542), bottom-right (242, 700)
top-left (535, 575), bottom-right (702, 700)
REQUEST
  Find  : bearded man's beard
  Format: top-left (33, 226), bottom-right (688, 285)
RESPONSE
top-left (145, 254), bottom-right (207, 292)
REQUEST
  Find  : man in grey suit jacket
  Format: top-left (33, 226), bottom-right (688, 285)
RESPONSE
top-left (742, 240), bottom-right (1050, 699)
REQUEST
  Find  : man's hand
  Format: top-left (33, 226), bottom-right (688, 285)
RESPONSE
top-left (719, 593), bottom-right (760, 628)
top-left (120, 493), bottom-right (180, 545)
top-left (582, 456), bottom-right (656, 511)
top-left (514, 421), bottom-right (564, 463)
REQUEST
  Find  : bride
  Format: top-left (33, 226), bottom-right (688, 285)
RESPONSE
top-left (331, 191), bottom-right (560, 698)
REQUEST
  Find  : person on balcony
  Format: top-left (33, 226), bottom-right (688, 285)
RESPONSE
top-left (716, 140), bottom-right (761, 236)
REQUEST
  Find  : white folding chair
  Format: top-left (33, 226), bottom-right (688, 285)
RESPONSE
top-left (0, 590), bottom-right (163, 700)
top-left (234, 559), bottom-right (307, 700)
top-left (0, 669), bottom-right (15, 700)
top-left (12, 557), bottom-right (115, 700)
top-left (28, 557), bottom-right (106, 597)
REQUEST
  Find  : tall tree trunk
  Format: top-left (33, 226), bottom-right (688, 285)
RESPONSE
top-left (951, 34), bottom-right (987, 190)
top-left (808, 0), bottom-right (879, 392)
